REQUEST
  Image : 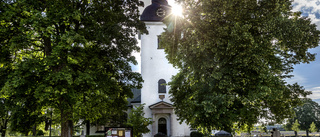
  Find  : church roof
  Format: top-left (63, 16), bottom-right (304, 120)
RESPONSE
top-left (131, 95), bottom-right (141, 103)
top-left (140, 0), bottom-right (171, 21)
top-left (127, 89), bottom-right (141, 106)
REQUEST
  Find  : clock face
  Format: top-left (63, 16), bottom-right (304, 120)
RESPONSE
top-left (156, 8), bottom-right (166, 17)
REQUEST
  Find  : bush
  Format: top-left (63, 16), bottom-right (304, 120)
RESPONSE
top-left (154, 132), bottom-right (168, 137)
top-left (36, 130), bottom-right (45, 136)
top-left (190, 131), bottom-right (204, 137)
top-left (127, 104), bottom-right (153, 137)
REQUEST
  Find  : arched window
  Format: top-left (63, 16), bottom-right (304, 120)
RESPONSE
top-left (158, 79), bottom-right (166, 93)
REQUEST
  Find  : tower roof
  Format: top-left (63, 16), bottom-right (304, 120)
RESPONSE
top-left (140, 0), bottom-right (171, 22)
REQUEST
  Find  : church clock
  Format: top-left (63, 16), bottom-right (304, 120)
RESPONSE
top-left (156, 8), bottom-right (166, 17)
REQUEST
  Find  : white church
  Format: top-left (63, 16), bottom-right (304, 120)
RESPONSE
top-left (86, 0), bottom-right (191, 136)
top-left (139, 0), bottom-right (191, 136)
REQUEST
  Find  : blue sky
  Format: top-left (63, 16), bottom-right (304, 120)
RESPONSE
top-left (132, 0), bottom-right (320, 99)
top-left (287, 0), bottom-right (320, 99)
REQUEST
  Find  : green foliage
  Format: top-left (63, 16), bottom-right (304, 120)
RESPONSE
top-left (0, 0), bottom-right (146, 137)
top-left (0, 25), bottom-right (12, 136)
top-left (258, 125), bottom-right (267, 134)
top-left (160, 0), bottom-right (319, 133)
top-left (6, 136), bottom-right (102, 137)
top-left (287, 99), bottom-right (320, 136)
top-left (8, 89), bottom-right (44, 135)
top-left (36, 130), bottom-right (45, 136)
top-left (294, 99), bottom-right (320, 131)
top-left (292, 120), bottom-right (300, 132)
top-left (190, 131), bottom-right (204, 137)
top-left (127, 104), bottom-right (153, 137)
top-left (309, 122), bottom-right (317, 133)
top-left (0, 98), bottom-right (13, 137)
top-left (233, 123), bottom-right (256, 135)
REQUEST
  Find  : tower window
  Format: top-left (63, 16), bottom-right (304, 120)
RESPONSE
top-left (158, 79), bottom-right (166, 93)
top-left (157, 35), bottom-right (164, 49)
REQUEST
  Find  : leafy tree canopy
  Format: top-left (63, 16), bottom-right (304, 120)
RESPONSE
top-left (292, 120), bottom-right (300, 132)
top-left (287, 98), bottom-right (320, 136)
top-left (292, 119), bottom-right (300, 137)
top-left (294, 99), bottom-right (320, 131)
top-left (309, 122), bottom-right (317, 133)
top-left (0, 98), bottom-right (13, 137)
top-left (127, 104), bottom-right (153, 137)
top-left (160, 0), bottom-right (320, 133)
top-left (0, 0), bottom-right (146, 137)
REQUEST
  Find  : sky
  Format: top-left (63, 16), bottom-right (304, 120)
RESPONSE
top-left (287, 0), bottom-right (320, 99)
top-left (132, 0), bottom-right (320, 100)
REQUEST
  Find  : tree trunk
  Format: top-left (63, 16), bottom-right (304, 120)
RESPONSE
top-left (86, 120), bottom-right (90, 135)
top-left (61, 109), bottom-right (73, 137)
top-left (32, 125), bottom-right (36, 136)
top-left (306, 130), bottom-right (309, 137)
top-left (1, 127), bottom-right (5, 137)
top-left (1, 130), bottom-right (5, 137)
top-left (294, 131), bottom-right (298, 137)
top-left (44, 36), bottom-right (52, 57)
top-left (1, 119), bottom-right (8, 137)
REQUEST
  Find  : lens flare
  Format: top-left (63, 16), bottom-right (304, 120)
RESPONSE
top-left (169, 1), bottom-right (183, 16)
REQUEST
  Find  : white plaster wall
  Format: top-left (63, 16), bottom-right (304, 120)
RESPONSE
top-left (140, 22), bottom-right (178, 104)
top-left (141, 22), bottom-right (175, 137)
top-left (172, 111), bottom-right (191, 137)
top-left (140, 22), bottom-right (190, 137)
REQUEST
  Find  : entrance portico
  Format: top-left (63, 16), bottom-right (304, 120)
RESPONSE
top-left (149, 101), bottom-right (174, 136)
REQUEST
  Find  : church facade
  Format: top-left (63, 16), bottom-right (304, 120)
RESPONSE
top-left (85, 0), bottom-right (191, 136)
top-left (139, 0), bottom-right (191, 136)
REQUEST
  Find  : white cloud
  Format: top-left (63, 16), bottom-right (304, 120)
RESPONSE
top-left (307, 87), bottom-right (320, 99)
top-left (285, 73), bottom-right (320, 99)
top-left (292, 0), bottom-right (320, 29)
top-left (310, 87), bottom-right (320, 90)
top-left (292, 0), bottom-right (320, 11)
top-left (290, 0), bottom-right (320, 98)
top-left (285, 72), bottom-right (307, 85)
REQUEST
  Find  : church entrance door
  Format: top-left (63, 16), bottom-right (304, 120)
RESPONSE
top-left (158, 118), bottom-right (167, 135)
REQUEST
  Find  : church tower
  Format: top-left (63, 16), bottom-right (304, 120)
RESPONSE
top-left (139, 0), bottom-right (191, 136)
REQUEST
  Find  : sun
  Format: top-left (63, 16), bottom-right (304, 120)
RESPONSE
top-left (169, 1), bottom-right (183, 16)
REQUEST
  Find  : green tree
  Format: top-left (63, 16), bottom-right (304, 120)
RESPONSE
top-left (287, 99), bottom-right (320, 137)
top-left (0, 23), bottom-right (13, 137)
top-left (309, 122), bottom-right (317, 133)
top-left (0, 33), bottom-right (13, 137)
top-left (8, 95), bottom-right (46, 136)
top-left (127, 104), bottom-right (153, 137)
top-left (0, 98), bottom-right (12, 137)
top-left (160, 0), bottom-right (319, 132)
top-left (0, 1), bottom-right (146, 137)
top-left (233, 123), bottom-right (254, 135)
top-left (292, 120), bottom-right (300, 137)
top-left (258, 125), bottom-right (267, 136)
